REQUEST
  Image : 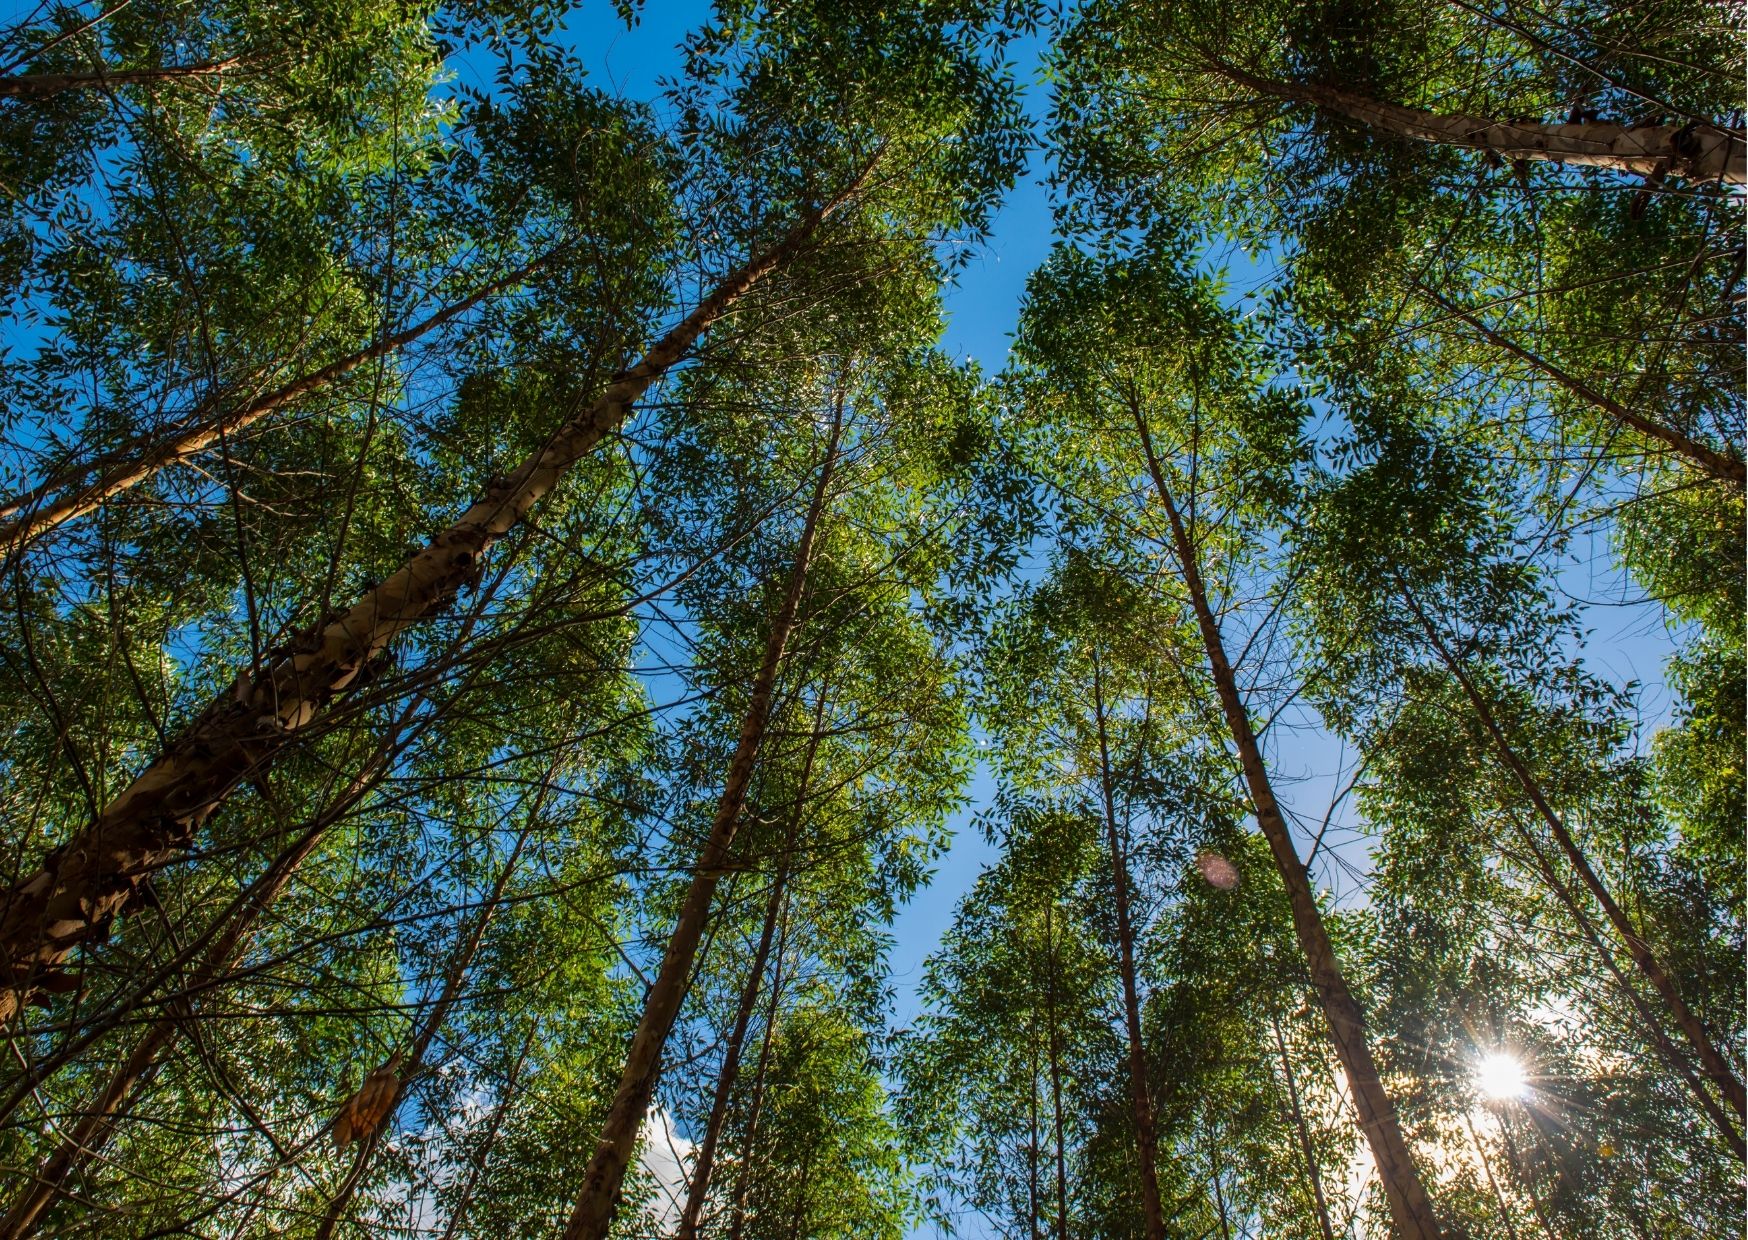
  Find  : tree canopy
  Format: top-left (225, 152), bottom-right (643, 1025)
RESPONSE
top-left (0, 1), bottom-right (1738, 1236)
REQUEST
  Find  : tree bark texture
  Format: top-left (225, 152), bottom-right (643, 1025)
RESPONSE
top-left (675, 680), bottom-right (827, 1238)
top-left (1216, 62), bottom-right (1747, 185)
top-left (0, 745), bottom-right (392, 1239)
top-left (561, 412), bottom-right (841, 1240)
top-left (1132, 404), bottom-right (1443, 1240)
top-left (0, 176), bottom-right (869, 1021)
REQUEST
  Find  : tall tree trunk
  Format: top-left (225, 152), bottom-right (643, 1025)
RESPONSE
top-left (1207, 1131), bottom-right (1233, 1240)
top-left (1044, 901), bottom-right (1069, 1240)
top-left (1027, 1030), bottom-right (1042, 1240)
top-left (1502, 802), bottom-right (1744, 1155)
top-left (1089, 660), bottom-right (1166, 1240)
top-left (311, 813), bottom-right (537, 1240)
top-left (0, 59), bottom-right (248, 99)
top-left (1412, 283), bottom-right (1745, 486)
top-left (671, 874), bottom-right (789, 1240)
top-left (0, 167), bottom-right (875, 1021)
top-left (786, 1141), bottom-right (816, 1239)
top-left (1462, 1111), bottom-right (1524, 1240)
top-left (0, 252), bottom-right (558, 554)
top-left (675, 676), bottom-right (829, 1239)
top-left (1209, 59), bottom-right (1746, 184)
top-left (1495, 1113), bottom-right (1558, 1240)
top-left (1271, 1011), bottom-right (1337, 1240)
top-left (0, 740), bottom-right (397, 1238)
top-left (725, 911), bottom-right (788, 1240)
top-left (1401, 583), bottom-right (1748, 1126)
top-left (1131, 403), bottom-right (1443, 1240)
top-left (562, 412), bottom-right (841, 1240)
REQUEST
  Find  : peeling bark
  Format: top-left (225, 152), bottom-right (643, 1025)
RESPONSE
top-left (1214, 62), bottom-right (1747, 184)
top-left (0, 745), bottom-right (389, 1239)
top-left (0, 174), bottom-right (870, 1022)
top-left (0, 831), bottom-right (321, 1240)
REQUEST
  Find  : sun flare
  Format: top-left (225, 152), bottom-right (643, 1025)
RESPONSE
top-left (1475, 1052), bottom-right (1529, 1101)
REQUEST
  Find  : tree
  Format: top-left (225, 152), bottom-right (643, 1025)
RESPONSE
top-left (1008, 239), bottom-right (1444, 1237)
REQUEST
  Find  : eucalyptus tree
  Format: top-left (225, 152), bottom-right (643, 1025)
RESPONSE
top-left (564, 321), bottom-right (1004, 1233)
top-left (1051, 0), bottom-right (1745, 536)
top-left (971, 554), bottom-right (1248, 1240)
top-left (0, 472), bottom-right (658, 1237)
top-left (900, 801), bottom-right (1115, 1238)
top-left (726, 1001), bottom-right (916, 1238)
top-left (0, 52), bottom-right (680, 1217)
top-left (1007, 236), bottom-right (1445, 1237)
top-left (1291, 410), bottom-right (1745, 1217)
top-left (0, 19), bottom-right (930, 1019)
top-left (1137, 829), bottom-right (1357, 1240)
top-left (668, 455), bottom-right (980, 1236)
top-left (563, 378), bottom-right (845, 1238)
top-left (917, 535), bottom-right (1360, 1238)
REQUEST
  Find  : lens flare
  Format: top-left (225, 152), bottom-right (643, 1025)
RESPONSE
top-left (1475, 1051), bottom-right (1529, 1101)
top-left (1195, 850), bottom-right (1239, 890)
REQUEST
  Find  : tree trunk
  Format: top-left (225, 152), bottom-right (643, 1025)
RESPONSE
top-left (562, 412), bottom-right (841, 1240)
top-left (1132, 403), bottom-right (1443, 1240)
top-left (1028, 1031), bottom-right (1042, 1240)
top-left (0, 253), bottom-right (557, 554)
top-left (1212, 60), bottom-right (1746, 184)
top-left (725, 913), bottom-right (788, 1240)
top-left (671, 877), bottom-right (788, 1240)
top-left (1413, 283), bottom-right (1745, 486)
top-left (675, 675), bottom-right (830, 1239)
top-left (1462, 1111), bottom-right (1523, 1240)
top-left (0, 60), bottom-right (247, 100)
top-left (0, 743), bottom-right (393, 1238)
top-left (1044, 902), bottom-right (1069, 1240)
top-left (1402, 584), bottom-right (1748, 1126)
top-left (1503, 804), bottom-right (1744, 1156)
top-left (1090, 660), bottom-right (1166, 1240)
top-left (1271, 1011), bottom-right (1336, 1240)
top-left (0, 168), bottom-right (874, 1021)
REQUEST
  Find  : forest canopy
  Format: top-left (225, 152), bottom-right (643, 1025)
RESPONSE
top-left (0, 0), bottom-right (1740, 1236)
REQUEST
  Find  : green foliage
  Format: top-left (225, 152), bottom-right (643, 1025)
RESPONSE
top-left (0, 0), bottom-right (1739, 1236)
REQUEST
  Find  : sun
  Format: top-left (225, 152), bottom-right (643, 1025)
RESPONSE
top-left (1475, 1051), bottom-right (1529, 1101)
